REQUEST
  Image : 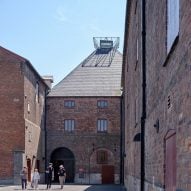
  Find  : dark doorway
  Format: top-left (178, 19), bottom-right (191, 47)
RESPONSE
top-left (27, 159), bottom-right (31, 181)
top-left (101, 165), bottom-right (114, 184)
top-left (51, 147), bottom-right (75, 183)
top-left (165, 130), bottom-right (176, 191)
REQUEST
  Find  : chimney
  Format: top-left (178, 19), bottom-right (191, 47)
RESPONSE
top-left (42, 75), bottom-right (54, 89)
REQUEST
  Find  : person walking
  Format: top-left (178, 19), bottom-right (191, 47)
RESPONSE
top-left (20, 167), bottom-right (28, 190)
top-left (46, 163), bottom-right (54, 189)
top-left (58, 165), bottom-right (66, 189)
top-left (32, 168), bottom-right (40, 190)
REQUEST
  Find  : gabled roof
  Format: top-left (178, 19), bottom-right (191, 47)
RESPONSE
top-left (48, 49), bottom-right (123, 97)
top-left (0, 46), bottom-right (50, 88)
top-left (0, 46), bottom-right (29, 63)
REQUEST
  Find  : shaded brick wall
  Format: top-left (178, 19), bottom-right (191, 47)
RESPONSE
top-left (123, 0), bottom-right (142, 190)
top-left (23, 63), bottom-right (47, 176)
top-left (46, 96), bottom-right (121, 183)
top-left (123, 0), bottom-right (191, 190)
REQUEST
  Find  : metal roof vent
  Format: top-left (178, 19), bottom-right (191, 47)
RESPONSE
top-left (82, 37), bottom-right (120, 67)
top-left (93, 37), bottom-right (119, 50)
top-left (100, 40), bottom-right (113, 49)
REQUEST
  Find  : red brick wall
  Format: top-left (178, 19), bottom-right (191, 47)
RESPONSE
top-left (123, 0), bottom-right (191, 190)
top-left (46, 96), bottom-right (121, 183)
top-left (0, 48), bottom-right (47, 182)
top-left (0, 51), bottom-right (25, 180)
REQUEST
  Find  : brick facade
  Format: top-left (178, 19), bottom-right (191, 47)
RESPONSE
top-left (0, 47), bottom-right (48, 184)
top-left (46, 97), bottom-right (121, 184)
top-left (122, 0), bottom-right (191, 190)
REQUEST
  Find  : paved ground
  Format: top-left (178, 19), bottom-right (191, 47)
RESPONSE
top-left (0, 184), bottom-right (126, 191)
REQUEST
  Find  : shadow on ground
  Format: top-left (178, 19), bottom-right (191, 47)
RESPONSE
top-left (84, 185), bottom-right (126, 191)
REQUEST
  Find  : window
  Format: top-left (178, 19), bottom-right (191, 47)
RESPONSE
top-left (97, 119), bottom-right (108, 132)
top-left (134, 98), bottom-right (138, 127)
top-left (97, 100), bottom-right (108, 108)
top-left (167, 0), bottom-right (179, 53)
top-left (97, 150), bottom-right (108, 164)
top-left (64, 119), bottom-right (75, 132)
top-left (136, 38), bottom-right (139, 61)
top-left (28, 131), bottom-right (32, 142)
top-left (64, 100), bottom-right (75, 108)
top-left (35, 82), bottom-right (39, 103)
top-left (27, 103), bottom-right (30, 113)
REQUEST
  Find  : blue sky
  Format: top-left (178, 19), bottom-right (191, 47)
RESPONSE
top-left (0, 0), bottom-right (126, 85)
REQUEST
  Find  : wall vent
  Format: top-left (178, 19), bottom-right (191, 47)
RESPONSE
top-left (167, 95), bottom-right (171, 109)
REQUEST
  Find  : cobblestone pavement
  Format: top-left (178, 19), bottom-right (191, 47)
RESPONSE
top-left (0, 184), bottom-right (126, 191)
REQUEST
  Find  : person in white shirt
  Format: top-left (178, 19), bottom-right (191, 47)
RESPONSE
top-left (32, 168), bottom-right (40, 190)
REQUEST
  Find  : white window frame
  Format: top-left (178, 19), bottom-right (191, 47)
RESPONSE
top-left (64, 119), bottom-right (75, 132)
top-left (64, 100), bottom-right (75, 108)
top-left (97, 119), bottom-right (108, 132)
top-left (97, 100), bottom-right (108, 108)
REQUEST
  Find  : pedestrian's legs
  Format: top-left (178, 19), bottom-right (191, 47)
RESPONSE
top-left (24, 179), bottom-right (27, 189)
top-left (21, 179), bottom-right (24, 190)
top-left (59, 176), bottom-right (64, 189)
top-left (49, 176), bottom-right (52, 188)
top-left (21, 179), bottom-right (27, 189)
top-left (47, 176), bottom-right (51, 189)
top-left (33, 179), bottom-right (38, 189)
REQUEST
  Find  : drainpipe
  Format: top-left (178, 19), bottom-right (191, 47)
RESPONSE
top-left (141, 1), bottom-right (146, 191)
top-left (141, 0), bottom-right (146, 191)
top-left (44, 89), bottom-right (49, 183)
top-left (120, 92), bottom-right (124, 184)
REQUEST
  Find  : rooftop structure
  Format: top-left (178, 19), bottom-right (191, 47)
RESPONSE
top-left (48, 37), bottom-right (122, 97)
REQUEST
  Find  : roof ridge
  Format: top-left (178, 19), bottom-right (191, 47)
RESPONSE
top-left (0, 46), bottom-right (28, 62)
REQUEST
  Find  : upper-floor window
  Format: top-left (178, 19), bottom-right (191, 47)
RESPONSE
top-left (64, 100), bottom-right (75, 108)
top-left (27, 103), bottom-right (30, 113)
top-left (97, 100), bottom-right (108, 108)
top-left (97, 119), bottom-right (108, 133)
top-left (64, 119), bottom-right (75, 132)
top-left (35, 82), bottom-right (39, 103)
top-left (167, 0), bottom-right (179, 53)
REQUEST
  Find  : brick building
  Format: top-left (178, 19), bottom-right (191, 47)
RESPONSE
top-left (0, 46), bottom-right (52, 184)
top-left (122, 0), bottom-right (191, 191)
top-left (46, 37), bottom-right (122, 184)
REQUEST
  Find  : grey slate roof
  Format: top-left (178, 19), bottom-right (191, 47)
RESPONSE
top-left (48, 49), bottom-right (122, 97)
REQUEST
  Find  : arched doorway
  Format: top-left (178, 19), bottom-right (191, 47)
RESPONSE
top-left (51, 147), bottom-right (75, 183)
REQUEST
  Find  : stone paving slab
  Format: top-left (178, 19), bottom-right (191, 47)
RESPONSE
top-left (0, 184), bottom-right (126, 191)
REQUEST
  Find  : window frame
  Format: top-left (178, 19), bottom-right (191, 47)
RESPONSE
top-left (97, 119), bottom-right (108, 133)
top-left (64, 119), bottom-right (75, 132)
top-left (97, 100), bottom-right (108, 108)
top-left (64, 100), bottom-right (75, 108)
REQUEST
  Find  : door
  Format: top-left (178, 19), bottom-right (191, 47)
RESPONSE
top-left (27, 159), bottom-right (31, 181)
top-left (165, 130), bottom-right (176, 191)
top-left (102, 165), bottom-right (114, 184)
